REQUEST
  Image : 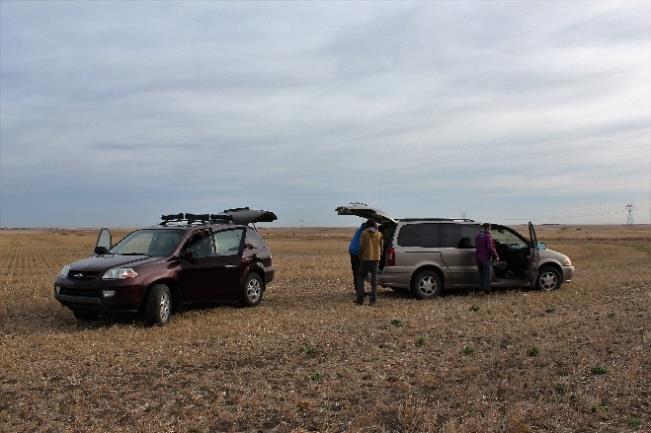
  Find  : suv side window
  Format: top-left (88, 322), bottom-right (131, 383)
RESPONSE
top-left (397, 224), bottom-right (440, 247)
top-left (213, 229), bottom-right (244, 256)
top-left (186, 230), bottom-right (214, 258)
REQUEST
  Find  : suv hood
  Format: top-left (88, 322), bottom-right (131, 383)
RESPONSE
top-left (68, 254), bottom-right (161, 272)
top-left (335, 203), bottom-right (396, 224)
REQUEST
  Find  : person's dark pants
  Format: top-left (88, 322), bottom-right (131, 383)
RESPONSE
top-left (356, 260), bottom-right (379, 303)
top-left (350, 253), bottom-right (360, 291)
top-left (477, 259), bottom-right (492, 293)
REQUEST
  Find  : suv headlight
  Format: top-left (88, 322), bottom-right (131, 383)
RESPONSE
top-left (562, 256), bottom-right (572, 266)
top-left (102, 267), bottom-right (138, 280)
top-left (59, 265), bottom-right (70, 277)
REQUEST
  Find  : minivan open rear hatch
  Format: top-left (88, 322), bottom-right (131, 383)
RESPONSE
top-left (335, 203), bottom-right (396, 225)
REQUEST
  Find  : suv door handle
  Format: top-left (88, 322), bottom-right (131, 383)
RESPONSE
top-left (224, 264), bottom-right (238, 269)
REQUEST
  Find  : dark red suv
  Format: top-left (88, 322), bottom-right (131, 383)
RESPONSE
top-left (54, 208), bottom-right (276, 325)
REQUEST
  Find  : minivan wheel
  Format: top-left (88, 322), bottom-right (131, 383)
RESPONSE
top-left (242, 273), bottom-right (264, 307)
top-left (411, 270), bottom-right (442, 299)
top-left (537, 266), bottom-right (562, 291)
top-left (144, 284), bottom-right (172, 326)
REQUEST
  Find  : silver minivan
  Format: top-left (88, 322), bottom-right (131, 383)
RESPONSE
top-left (336, 203), bottom-right (575, 299)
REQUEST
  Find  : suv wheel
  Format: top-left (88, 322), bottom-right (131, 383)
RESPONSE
top-left (144, 284), bottom-right (172, 326)
top-left (411, 270), bottom-right (442, 299)
top-left (537, 266), bottom-right (562, 291)
top-left (242, 273), bottom-right (264, 306)
top-left (73, 310), bottom-right (99, 321)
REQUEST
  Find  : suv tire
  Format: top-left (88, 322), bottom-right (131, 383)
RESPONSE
top-left (73, 310), bottom-right (99, 321)
top-left (242, 273), bottom-right (264, 307)
top-left (144, 284), bottom-right (172, 326)
top-left (536, 266), bottom-right (562, 291)
top-left (411, 270), bottom-right (442, 299)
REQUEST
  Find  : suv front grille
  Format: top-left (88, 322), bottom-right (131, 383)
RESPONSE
top-left (67, 270), bottom-right (101, 280)
top-left (59, 287), bottom-right (100, 298)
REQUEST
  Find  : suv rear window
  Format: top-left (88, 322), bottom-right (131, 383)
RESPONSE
top-left (245, 229), bottom-right (266, 249)
top-left (397, 223), bottom-right (480, 248)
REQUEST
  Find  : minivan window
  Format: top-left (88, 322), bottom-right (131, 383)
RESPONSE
top-left (397, 224), bottom-right (440, 247)
top-left (398, 223), bottom-right (481, 248)
top-left (439, 225), bottom-right (463, 248)
top-left (492, 227), bottom-right (527, 248)
top-left (459, 225), bottom-right (480, 248)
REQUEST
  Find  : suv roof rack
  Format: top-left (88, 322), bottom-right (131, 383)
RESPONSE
top-left (159, 208), bottom-right (277, 227)
top-left (397, 218), bottom-right (476, 223)
top-left (160, 213), bottom-right (233, 226)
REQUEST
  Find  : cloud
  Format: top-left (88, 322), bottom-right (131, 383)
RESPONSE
top-left (1, 0), bottom-right (649, 226)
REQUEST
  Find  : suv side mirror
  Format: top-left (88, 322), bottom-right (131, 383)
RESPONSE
top-left (94, 246), bottom-right (109, 255)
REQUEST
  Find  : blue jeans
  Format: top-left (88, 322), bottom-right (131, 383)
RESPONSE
top-left (477, 259), bottom-right (492, 293)
top-left (356, 261), bottom-right (379, 302)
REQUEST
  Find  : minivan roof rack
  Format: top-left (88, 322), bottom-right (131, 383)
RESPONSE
top-left (397, 218), bottom-right (476, 223)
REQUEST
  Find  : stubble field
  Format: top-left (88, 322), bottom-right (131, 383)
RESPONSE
top-left (0, 226), bottom-right (649, 433)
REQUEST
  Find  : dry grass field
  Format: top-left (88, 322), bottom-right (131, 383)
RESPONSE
top-left (0, 226), bottom-right (649, 433)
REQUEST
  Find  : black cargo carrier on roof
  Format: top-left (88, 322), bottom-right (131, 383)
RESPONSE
top-left (159, 208), bottom-right (277, 227)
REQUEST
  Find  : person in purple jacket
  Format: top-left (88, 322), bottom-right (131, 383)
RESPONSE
top-left (475, 223), bottom-right (500, 294)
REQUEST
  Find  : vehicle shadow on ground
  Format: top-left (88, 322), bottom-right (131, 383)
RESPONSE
top-left (378, 285), bottom-right (536, 300)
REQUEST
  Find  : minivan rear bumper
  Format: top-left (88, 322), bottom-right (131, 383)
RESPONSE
top-left (377, 266), bottom-right (411, 289)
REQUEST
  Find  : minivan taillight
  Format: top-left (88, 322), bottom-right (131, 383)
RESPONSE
top-left (386, 247), bottom-right (395, 267)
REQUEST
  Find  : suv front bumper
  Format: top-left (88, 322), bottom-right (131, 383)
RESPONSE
top-left (54, 277), bottom-right (146, 314)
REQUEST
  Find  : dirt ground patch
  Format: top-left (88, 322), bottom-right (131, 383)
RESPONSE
top-left (0, 227), bottom-right (649, 432)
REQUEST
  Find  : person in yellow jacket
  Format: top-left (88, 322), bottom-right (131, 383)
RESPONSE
top-left (355, 218), bottom-right (383, 305)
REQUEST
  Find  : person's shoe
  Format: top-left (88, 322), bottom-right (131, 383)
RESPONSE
top-left (353, 299), bottom-right (364, 305)
top-left (369, 299), bottom-right (376, 306)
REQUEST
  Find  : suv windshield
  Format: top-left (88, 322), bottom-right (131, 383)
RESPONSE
top-left (110, 229), bottom-right (184, 256)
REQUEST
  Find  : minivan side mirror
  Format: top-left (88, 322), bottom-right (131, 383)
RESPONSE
top-left (95, 228), bottom-right (112, 253)
top-left (94, 246), bottom-right (109, 255)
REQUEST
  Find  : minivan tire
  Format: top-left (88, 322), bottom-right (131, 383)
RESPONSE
top-left (536, 266), bottom-right (562, 291)
top-left (144, 284), bottom-right (172, 326)
top-left (242, 273), bottom-right (264, 307)
top-left (411, 270), bottom-right (443, 299)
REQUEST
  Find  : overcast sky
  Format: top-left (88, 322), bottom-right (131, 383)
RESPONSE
top-left (1, 1), bottom-right (649, 227)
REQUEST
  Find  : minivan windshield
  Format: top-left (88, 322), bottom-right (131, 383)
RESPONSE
top-left (492, 227), bottom-right (528, 249)
top-left (109, 229), bottom-right (184, 256)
